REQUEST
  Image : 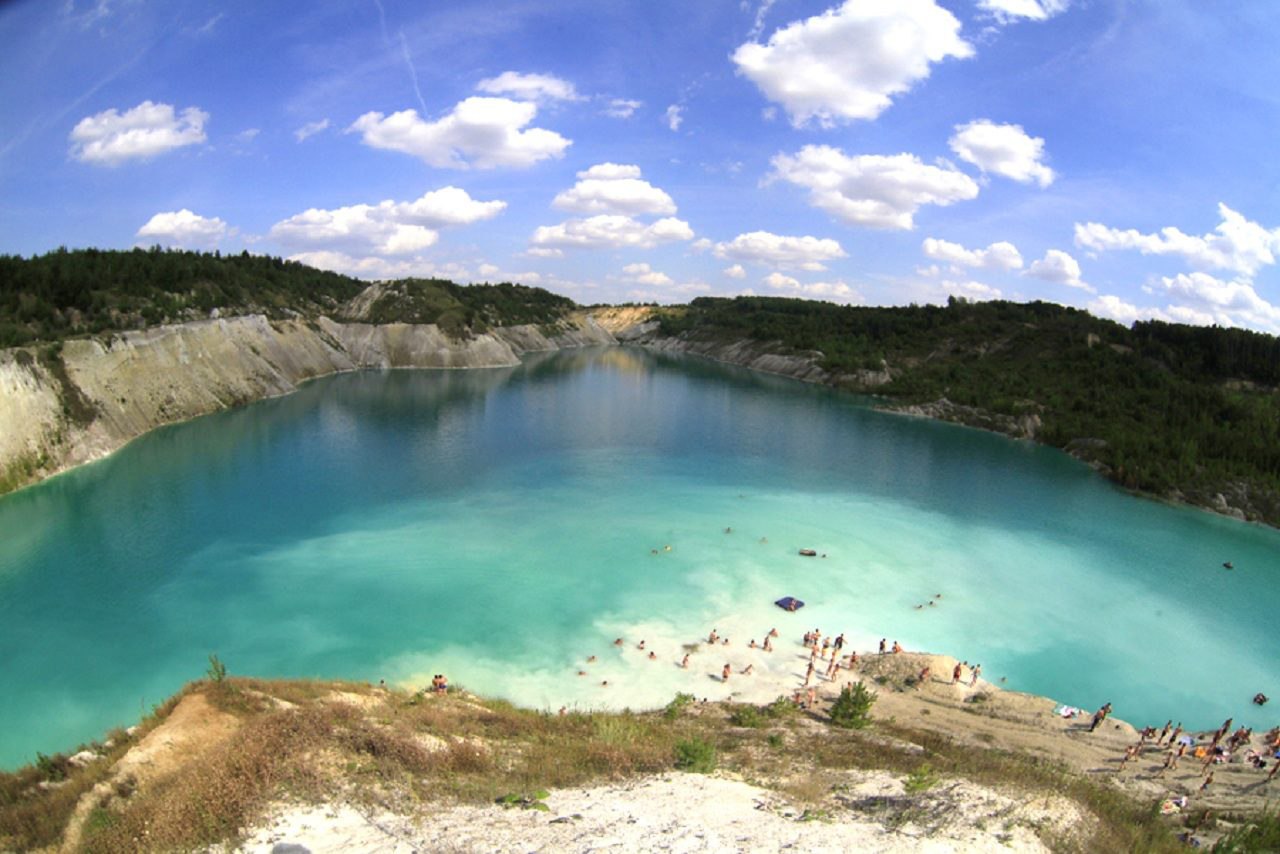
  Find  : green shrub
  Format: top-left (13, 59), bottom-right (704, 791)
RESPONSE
top-left (1212, 811), bottom-right (1280, 853)
top-left (828, 682), bottom-right (875, 729)
top-left (662, 692), bottom-right (695, 720)
top-left (674, 737), bottom-right (717, 773)
top-left (206, 654), bottom-right (227, 683)
top-left (904, 763), bottom-right (939, 793)
top-left (728, 704), bottom-right (764, 728)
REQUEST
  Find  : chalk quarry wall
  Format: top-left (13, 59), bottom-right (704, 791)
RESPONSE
top-left (0, 313), bottom-right (615, 494)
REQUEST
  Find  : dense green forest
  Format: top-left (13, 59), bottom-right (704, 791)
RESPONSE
top-left (659, 296), bottom-right (1280, 524)
top-left (355, 279), bottom-right (577, 336)
top-left (0, 248), bottom-right (579, 346)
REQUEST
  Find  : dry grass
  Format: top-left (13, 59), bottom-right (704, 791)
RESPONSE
top-left (0, 678), bottom-right (1197, 853)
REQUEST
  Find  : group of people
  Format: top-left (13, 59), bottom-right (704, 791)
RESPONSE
top-left (1109, 712), bottom-right (1280, 795)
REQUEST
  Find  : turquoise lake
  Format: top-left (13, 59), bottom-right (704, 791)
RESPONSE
top-left (0, 346), bottom-right (1276, 769)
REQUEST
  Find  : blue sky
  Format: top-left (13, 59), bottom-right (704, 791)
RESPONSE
top-left (3, 0), bottom-right (1280, 332)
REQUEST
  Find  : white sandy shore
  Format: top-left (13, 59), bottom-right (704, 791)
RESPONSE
top-left (234, 771), bottom-right (1075, 853)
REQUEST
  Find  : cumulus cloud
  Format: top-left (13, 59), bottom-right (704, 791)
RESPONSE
top-left (552, 163), bottom-right (677, 215)
top-left (530, 215), bottom-right (694, 251)
top-left (350, 97), bottom-right (570, 169)
top-left (949, 120), bottom-right (1054, 187)
top-left (604, 98), bottom-right (642, 119)
top-left (1027, 249), bottom-right (1090, 290)
top-left (922, 237), bottom-right (1023, 270)
top-left (664, 105), bottom-right (684, 131)
top-left (762, 271), bottom-right (861, 303)
top-left (69, 100), bottom-right (208, 166)
top-left (714, 231), bottom-right (847, 270)
top-left (1074, 203), bottom-right (1280, 277)
top-left (724, 264), bottom-right (747, 279)
top-left (979, 0), bottom-right (1071, 23)
top-left (732, 0), bottom-right (971, 128)
top-left (942, 279), bottom-right (1003, 301)
top-left (771, 145), bottom-right (979, 229)
top-left (476, 71), bottom-right (581, 103)
top-left (1156, 272), bottom-right (1280, 333)
top-left (287, 251), bottom-right (475, 281)
top-left (1086, 294), bottom-right (1164, 326)
top-left (294, 119), bottom-right (330, 142)
top-left (621, 262), bottom-right (674, 287)
top-left (269, 187), bottom-right (505, 256)
top-left (136, 209), bottom-right (229, 248)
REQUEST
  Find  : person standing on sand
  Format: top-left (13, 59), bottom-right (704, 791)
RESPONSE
top-left (1117, 743), bottom-right (1139, 774)
top-left (805, 660), bottom-right (816, 686)
top-left (1089, 702), bottom-right (1112, 732)
top-left (1199, 771), bottom-right (1214, 794)
top-left (681, 654), bottom-right (690, 669)
top-left (1157, 720), bottom-right (1172, 745)
top-left (917, 665), bottom-right (931, 688)
top-left (879, 638), bottom-right (887, 655)
top-left (763, 635), bottom-right (773, 652)
top-left (892, 640), bottom-right (903, 654)
top-left (970, 664), bottom-right (981, 686)
top-left (952, 663), bottom-right (963, 684)
top-left (825, 655), bottom-right (838, 680)
top-left (722, 663), bottom-right (731, 682)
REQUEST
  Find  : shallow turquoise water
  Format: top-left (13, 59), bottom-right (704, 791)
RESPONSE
top-left (0, 346), bottom-right (1276, 769)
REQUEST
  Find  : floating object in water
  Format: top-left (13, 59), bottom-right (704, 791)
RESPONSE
top-left (1254, 692), bottom-right (1268, 706)
top-left (1223, 561), bottom-right (1234, 569)
top-left (798, 548), bottom-right (817, 557)
top-left (775, 596), bottom-right (805, 612)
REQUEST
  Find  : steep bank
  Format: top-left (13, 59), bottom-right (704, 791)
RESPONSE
top-left (0, 312), bottom-right (613, 496)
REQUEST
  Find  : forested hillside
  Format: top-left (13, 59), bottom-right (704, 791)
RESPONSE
top-left (659, 296), bottom-right (1280, 524)
top-left (0, 248), bottom-right (580, 346)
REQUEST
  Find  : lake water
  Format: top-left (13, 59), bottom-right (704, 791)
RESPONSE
top-left (0, 346), bottom-right (1276, 769)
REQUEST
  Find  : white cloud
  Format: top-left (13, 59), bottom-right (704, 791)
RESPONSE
top-left (763, 272), bottom-right (800, 289)
top-left (476, 71), bottom-right (581, 103)
top-left (69, 100), bottom-right (208, 166)
top-left (949, 120), bottom-right (1054, 187)
top-left (552, 163), bottom-right (677, 215)
top-left (269, 187), bottom-right (505, 256)
top-left (288, 251), bottom-right (470, 281)
top-left (350, 97), bottom-right (570, 169)
top-left (772, 145), bottom-right (979, 229)
top-left (1074, 203), bottom-right (1280, 277)
top-left (621, 262), bottom-right (674, 287)
top-left (530, 215), bottom-right (694, 251)
top-left (526, 247), bottom-right (564, 259)
top-left (604, 98), bottom-right (642, 119)
top-left (942, 279), bottom-right (1003, 301)
top-left (664, 104), bottom-right (684, 131)
top-left (1086, 294), bottom-right (1163, 326)
top-left (136, 209), bottom-right (229, 248)
top-left (1027, 249), bottom-right (1090, 290)
top-left (762, 271), bottom-right (861, 303)
top-left (235, 128), bottom-right (260, 142)
top-left (979, 0), bottom-right (1071, 23)
top-left (732, 0), bottom-right (972, 128)
top-left (294, 119), bottom-right (330, 142)
top-left (1156, 272), bottom-right (1280, 333)
top-left (724, 264), bottom-right (747, 279)
top-left (922, 238), bottom-right (1023, 270)
top-left (714, 231), bottom-right (847, 270)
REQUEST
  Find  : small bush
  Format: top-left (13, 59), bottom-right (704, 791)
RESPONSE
top-left (904, 763), bottom-right (939, 793)
top-left (663, 692), bottom-right (695, 720)
top-left (828, 682), bottom-right (875, 729)
top-left (728, 704), bottom-right (764, 728)
top-left (674, 737), bottom-right (717, 773)
top-left (206, 654), bottom-right (227, 683)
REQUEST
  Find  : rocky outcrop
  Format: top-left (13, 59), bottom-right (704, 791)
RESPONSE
top-left (0, 313), bottom-right (614, 495)
top-left (887, 398), bottom-right (1043, 441)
